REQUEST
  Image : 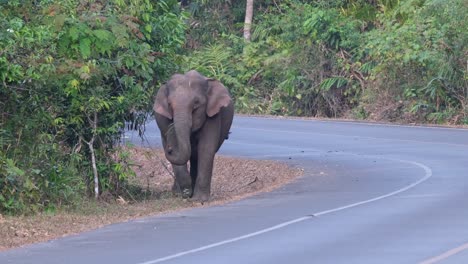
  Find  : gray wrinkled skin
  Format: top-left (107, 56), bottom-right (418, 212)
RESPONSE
top-left (154, 70), bottom-right (234, 203)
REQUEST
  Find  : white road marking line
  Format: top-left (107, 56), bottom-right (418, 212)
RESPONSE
top-left (419, 242), bottom-right (468, 264)
top-left (313, 160), bottom-right (431, 216)
top-left (136, 159), bottom-right (432, 264)
top-left (137, 216), bottom-right (311, 264)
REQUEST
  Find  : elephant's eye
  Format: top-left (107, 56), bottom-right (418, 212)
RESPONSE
top-left (193, 99), bottom-right (200, 108)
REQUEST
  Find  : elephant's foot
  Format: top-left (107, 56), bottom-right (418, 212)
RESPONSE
top-left (181, 188), bottom-right (192, 198)
top-left (171, 181), bottom-right (192, 199)
top-left (191, 191), bottom-right (210, 204)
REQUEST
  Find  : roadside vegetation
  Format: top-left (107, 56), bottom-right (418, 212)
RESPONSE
top-left (185, 0), bottom-right (467, 123)
top-left (1, 0), bottom-right (187, 214)
top-left (1, 0), bottom-right (466, 215)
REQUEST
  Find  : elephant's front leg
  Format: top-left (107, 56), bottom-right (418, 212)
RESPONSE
top-left (172, 164), bottom-right (192, 198)
top-left (191, 118), bottom-right (221, 203)
top-left (192, 151), bottom-right (215, 203)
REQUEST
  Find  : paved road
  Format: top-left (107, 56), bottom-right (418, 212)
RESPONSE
top-left (2, 116), bottom-right (468, 264)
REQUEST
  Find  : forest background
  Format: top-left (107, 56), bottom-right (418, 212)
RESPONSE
top-left (1, 0), bottom-right (466, 214)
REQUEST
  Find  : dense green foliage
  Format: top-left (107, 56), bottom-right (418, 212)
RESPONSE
top-left (183, 0), bottom-right (467, 122)
top-left (0, 0), bottom-right (187, 213)
top-left (1, 0), bottom-right (466, 214)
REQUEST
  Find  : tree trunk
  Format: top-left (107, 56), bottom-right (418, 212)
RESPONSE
top-left (89, 137), bottom-right (99, 199)
top-left (243, 0), bottom-right (254, 42)
top-left (85, 112), bottom-right (99, 199)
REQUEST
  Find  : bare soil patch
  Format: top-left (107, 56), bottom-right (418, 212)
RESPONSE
top-left (0, 147), bottom-right (303, 251)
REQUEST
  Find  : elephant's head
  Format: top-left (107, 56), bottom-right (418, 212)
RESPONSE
top-left (154, 70), bottom-right (231, 165)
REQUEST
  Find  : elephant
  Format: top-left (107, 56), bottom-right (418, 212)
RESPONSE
top-left (154, 70), bottom-right (234, 202)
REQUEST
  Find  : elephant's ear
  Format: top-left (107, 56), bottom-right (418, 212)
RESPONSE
top-left (206, 79), bottom-right (232, 117)
top-left (154, 84), bottom-right (173, 119)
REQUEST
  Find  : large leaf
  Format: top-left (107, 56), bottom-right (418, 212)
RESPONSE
top-left (319, 77), bottom-right (348, 91)
top-left (69, 26), bottom-right (80, 41)
top-left (93, 29), bottom-right (113, 41)
top-left (79, 38), bottom-right (92, 59)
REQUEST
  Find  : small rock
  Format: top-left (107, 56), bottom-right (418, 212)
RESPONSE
top-left (15, 230), bottom-right (29, 237)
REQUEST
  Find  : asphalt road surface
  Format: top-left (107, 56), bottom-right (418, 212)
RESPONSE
top-left (2, 116), bottom-right (468, 264)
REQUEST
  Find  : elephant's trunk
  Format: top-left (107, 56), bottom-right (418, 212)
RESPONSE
top-left (165, 113), bottom-right (191, 165)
